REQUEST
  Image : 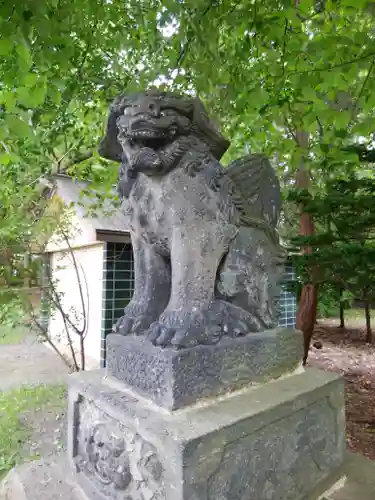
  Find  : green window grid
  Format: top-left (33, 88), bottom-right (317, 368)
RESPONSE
top-left (100, 242), bottom-right (134, 367)
top-left (278, 263), bottom-right (297, 328)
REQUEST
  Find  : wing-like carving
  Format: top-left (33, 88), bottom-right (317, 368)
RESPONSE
top-left (223, 153), bottom-right (281, 229)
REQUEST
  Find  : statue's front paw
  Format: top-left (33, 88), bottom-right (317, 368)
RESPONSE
top-left (114, 314), bottom-right (136, 335)
top-left (146, 309), bottom-right (223, 348)
top-left (114, 307), bottom-right (157, 336)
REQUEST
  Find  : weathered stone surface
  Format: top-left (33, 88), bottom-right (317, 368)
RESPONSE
top-left (66, 367), bottom-right (345, 500)
top-left (99, 91), bottom-right (285, 349)
top-left (105, 328), bottom-right (303, 410)
top-left (0, 456), bottom-right (83, 500)
top-left (308, 452), bottom-right (375, 500)
top-left (3, 451), bottom-right (374, 500)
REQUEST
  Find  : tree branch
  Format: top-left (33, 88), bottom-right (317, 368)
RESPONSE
top-left (61, 230), bottom-right (89, 340)
top-left (353, 58), bottom-right (375, 112)
top-left (289, 50), bottom-right (375, 76)
top-left (43, 259), bottom-right (80, 371)
top-left (58, 151), bottom-right (93, 173)
top-left (23, 293), bottom-right (74, 371)
top-left (176, 0), bottom-right (217, 68)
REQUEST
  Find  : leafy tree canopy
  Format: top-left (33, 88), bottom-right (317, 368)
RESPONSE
top-left (1, 0), bottom-right (375, 250)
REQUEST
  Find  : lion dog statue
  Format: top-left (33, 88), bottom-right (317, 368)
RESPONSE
top-left (99, 90), bottom-right (284, 348)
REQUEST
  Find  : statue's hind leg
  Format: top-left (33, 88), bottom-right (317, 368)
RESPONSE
top-left (216, 226), bottom-right (284, 331)
top-left (209, 300), bottom-right (266, 336)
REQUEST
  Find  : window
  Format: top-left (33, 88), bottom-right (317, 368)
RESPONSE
top-left (278, 262), bottom-right (297, 328)
top-left (101, 242), bottom-right (134, 366)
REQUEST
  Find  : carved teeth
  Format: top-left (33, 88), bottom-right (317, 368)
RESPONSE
top-left (135, 131), bottom-right (154, 136)
top-left (128, 130), bottom-right (166, 139)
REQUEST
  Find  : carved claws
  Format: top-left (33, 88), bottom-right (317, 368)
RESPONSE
top-left (114, 311), bottom-right (157, 336)
top-left (146, 301), bottom-right (265, 348)
top-left (115, 301), bottom-right (264, 348)
top-left (146, 309), bottom-right (223, 348)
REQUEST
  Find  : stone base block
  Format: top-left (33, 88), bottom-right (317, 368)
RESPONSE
top-left (66, 367), bottom-right (346, 500)
top-left (2, 452), bottom-right (374, 500)
top-left (105, 327), bottom-right (303, 410)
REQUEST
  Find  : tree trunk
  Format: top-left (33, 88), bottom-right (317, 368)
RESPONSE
top-left (364, 299), bottom-right (372, 343)
top-left (296, 283), bottom-right (318, 365)
top-left (339, 303), bottom-right (345, 328)
top-left (294, 131), bottom-right (318, 366)
top-left (339, 288), bottom-right (345, 329)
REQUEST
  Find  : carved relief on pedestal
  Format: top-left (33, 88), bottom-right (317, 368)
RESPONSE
top-left (73, 399), bottom-right (163, 500)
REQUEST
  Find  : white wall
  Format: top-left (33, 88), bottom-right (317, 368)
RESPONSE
top-left (47, 243), bottom-right (104, 369)
top-left (45, 203), bottom-right (98, 253)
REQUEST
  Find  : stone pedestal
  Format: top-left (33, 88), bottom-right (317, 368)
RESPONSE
top-left (63, 329), bottom-right (347, 500)
top-left (105, 328), bottom-right (304, 410)
top-left (3, 328), bottom-right (364, 500)
top-left (67, 367), bottom-right (345, 500)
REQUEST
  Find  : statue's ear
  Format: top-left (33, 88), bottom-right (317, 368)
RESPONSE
top-left (192, 98), bottom-right (230, 161)
top-left (98, 99), bottom-right (124, 162)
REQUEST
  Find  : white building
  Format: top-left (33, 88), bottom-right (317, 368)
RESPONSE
top-left (43, 175), bottom-right (133, 369)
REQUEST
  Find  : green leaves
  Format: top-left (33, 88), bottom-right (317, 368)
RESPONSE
top-left (16, 42), bottom-right (33, 72)
top-left (0, 153), bottom-right (10, 166)
top-left (0, 38), bottom-right (13, 56)
top-left (0, 0), bottom-right (375, 308)
top-left (335, 110), bottom-right (351, 130)
top-left (17, 82), bottom-right (47, 108)
top-left (343, 0), bottom-right (368, 7)
top-left (5, 116), bottom-right (33, 139)
top-left (0, 90), bottom-right (16, 112)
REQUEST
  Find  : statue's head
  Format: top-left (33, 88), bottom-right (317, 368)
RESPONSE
top-left (99, 90), bottom-right (230, 162)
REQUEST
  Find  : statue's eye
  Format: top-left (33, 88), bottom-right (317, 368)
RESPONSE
top-left (160, 108), bottom-right (175, 117)
top-left (123, 106), bottom-right (133, 116)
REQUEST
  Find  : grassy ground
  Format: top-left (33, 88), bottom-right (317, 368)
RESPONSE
top-left (0, 325), bottom-right (28, 345)
top-left (323, 307), bottom-right (375, 326)
top-left (345, 308), bottom-right (375, 322)
top-left (0, 384), bottom-right (66, 479)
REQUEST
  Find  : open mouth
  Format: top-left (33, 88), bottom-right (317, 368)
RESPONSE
top-left (117, 130), bottom-right (170, 149)
top-left (117, 122), bottom-right (178, 149)
top-left (127, 129), bottom-right (167, 139)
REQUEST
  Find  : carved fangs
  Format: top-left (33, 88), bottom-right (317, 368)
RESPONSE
top-left (129, 130), bottom-right (167, 138)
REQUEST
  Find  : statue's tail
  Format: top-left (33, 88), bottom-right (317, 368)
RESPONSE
top-left (223, 153), bottom-right (281, 231)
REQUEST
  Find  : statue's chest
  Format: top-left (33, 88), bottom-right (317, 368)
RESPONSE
top-left (121, 174), bottom-right (168, 239)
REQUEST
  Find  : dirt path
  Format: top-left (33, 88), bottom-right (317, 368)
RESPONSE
top-left (0, 339), bottom-right (69, 392)
top-left (20, 393), bottom-right (68, 459)
top-left (308, 323), bottom-right (375, 460)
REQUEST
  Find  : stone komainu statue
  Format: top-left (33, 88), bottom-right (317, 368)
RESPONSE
top-left (99, 91), bottom-right (285, 348)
